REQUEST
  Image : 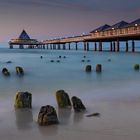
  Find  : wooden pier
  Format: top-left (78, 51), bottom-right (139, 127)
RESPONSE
top-left (43, 18), bottom-right (140, 52)
top-left (9, 30), bottom-right (45, 49)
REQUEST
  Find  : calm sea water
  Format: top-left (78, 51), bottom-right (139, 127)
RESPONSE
top-left (0, 47), bottom-right (140, 102)
top-left (0, 46), bottom-right (140, 140)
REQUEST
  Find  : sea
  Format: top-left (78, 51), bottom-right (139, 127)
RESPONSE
top-left (0, 42), bottom-right (140, 140)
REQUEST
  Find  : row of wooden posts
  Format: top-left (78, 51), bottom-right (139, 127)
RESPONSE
top-left (44, 40), bottom-right (136, 52)
top-left (10, 40), bottom-right (136, 52)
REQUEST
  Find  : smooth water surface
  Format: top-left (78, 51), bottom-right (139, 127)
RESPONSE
top-left (0, 48), bottom-right (140, 140)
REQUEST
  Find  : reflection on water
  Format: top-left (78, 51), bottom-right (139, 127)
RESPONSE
top-left (15, 109), bottom-right (33, 130)
top-left (73, 112), bottom-right (84, 124)
top-left (38, 125), bottom-right (58, 136)
top-left (58, 108), bottom-right (72, 125)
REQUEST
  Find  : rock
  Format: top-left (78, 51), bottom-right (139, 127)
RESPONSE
top-left (16, 66), bottom-right (24, 75)
top-left (71, 96), bottom-right (86, 112)
top-left (86, 113), bottom-right (100, 117)
top-left (2, 68), bottom-right (10, 76)
top-left (6, 61), bottom-right (12, 64)
top-left (85, 65), bottom-right (92, 72)
top-left (56, 90), bottom-right (71, 108)
top-left (14, 91), bottom-right (32, 108)
top-left (50, 60), bottom-right (54, 62)
top-left (96, 64), bottom-right (102, 72)
top-left (56, 60), bottom-right (60, 63)
top-left (87, 60), bottom-right (90, 62)
top-left (38, 105), bottom-right (59, 126)
top-left (108, 59), bottom-right (111, 62)
top-left (134, 64), bottom-right (139, 70)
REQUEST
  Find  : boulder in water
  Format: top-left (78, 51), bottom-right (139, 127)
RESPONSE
top-left (56, 60), bottom-right (60, 63)
top-left (71, 96), bottom-right (86, 112)
top-left (38, 105), bottom-right (59, 126)
top-left (2, 68), bottom-right (10, 76)
top-left (50, 60), bottom-right (54, 62)
top-left (14, 91), bottom-right (32, 108)
top-left (6, 61), bottom-right (12, 64)
top-left (56, 90), bottom-right (71, 108)
top-left (96, 64), bottom-right (102, 72)
top-left (85, 65), bottom-right (92, 72)
top-left (134, 64), bottom-right (139, 70)
top-left (16, 66), bottom-right (24, 75)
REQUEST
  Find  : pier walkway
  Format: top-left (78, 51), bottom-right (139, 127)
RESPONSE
top-left (43, 18), bottom-right (140, 52)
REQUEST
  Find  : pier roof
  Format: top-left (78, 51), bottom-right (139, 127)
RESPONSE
top-left (124, 18), bottom-right (140, 27)
top-left (90, 24), bottom-right (110, 33)
top-left (19, 30), bottom-right (30, 40)
top-left (105, 21), bottom-right (128, 30)
top-left (9, 29), bottom-right (41, 45)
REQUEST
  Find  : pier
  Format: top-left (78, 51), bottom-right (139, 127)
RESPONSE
top-left (9, 30), bottom-right (45, 49)
top-left (43, 18), bottom-right (140, 52)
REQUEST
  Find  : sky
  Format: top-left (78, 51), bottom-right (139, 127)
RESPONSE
top-left (0, 0), bottom-right (140, 42)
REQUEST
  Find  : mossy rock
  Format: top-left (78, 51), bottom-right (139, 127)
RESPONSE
top-left (85, 65), bottom-right (92, 72)
top-left (14, 91), bottom-right (32, 108)
top-left (96, 64), bottom-right (102, 72)
top-left (16, 66), bottom-right (24, 75)
top-left (38, 105), bottom-right (59, 126)
top-left (2, 68), bottom-right (10, 76)
top-left (56, 90), bottom-right (71, 108)
top-left (134, 64), bottom-right (139, 70)
top-left (71, 96), bottom-right (86, 112)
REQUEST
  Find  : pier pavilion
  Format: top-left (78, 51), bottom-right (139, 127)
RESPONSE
top-left (9, 30), bottom-right (44, 49)
top-left (43, 18), bottom-right (140, 52)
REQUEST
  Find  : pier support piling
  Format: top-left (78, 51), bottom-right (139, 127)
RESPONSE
top-left (110, 42), bottom-right (113, 51)
top-left (50, 44), bottom-right (53, 50)
top-left (19, 44), bottom-right (24, 49)
top-left (84, 42), bottom-right (87, 51)
top-left (10, 44), bottom-right (13, 49)
top-left (75, 42), bottom-right (78, 50)
top-left (58, 44), bottom-right (60, 50)
top-left (87, 42), bottom-right (89, 51)
top-left (117, 40), bottom-right (120, 52)
top-left (132, 40), bottom-right (135, 52)
top-left (126, 41), bottom-right (128, 52)
top-left (63, 44), bottom-right (66, 50)
top-left (46, 44), bottom-right (48, 49)
top-left (94, 42), bottom-right (97, 51)
top-left (69, 43), bottom-right (71, 50)
top-left (113, 42), bottom-right (116, 52)
top-left (99, 41), bottom-right (102, 51)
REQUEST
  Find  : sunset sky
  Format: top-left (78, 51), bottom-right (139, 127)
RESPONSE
top-left (0, 0), bottom-right (140, 42)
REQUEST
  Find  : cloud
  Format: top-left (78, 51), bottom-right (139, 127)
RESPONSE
top-left (0, 0), bottom-right (93, 11)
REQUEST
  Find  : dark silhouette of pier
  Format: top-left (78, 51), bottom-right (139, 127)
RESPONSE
top-left (9, 18), bottom-right (140, 52)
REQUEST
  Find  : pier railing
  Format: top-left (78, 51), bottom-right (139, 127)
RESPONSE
top-left (44, 25), bottom-right (140, 44)
top-left (90, 25), bottom-right (140, 39)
